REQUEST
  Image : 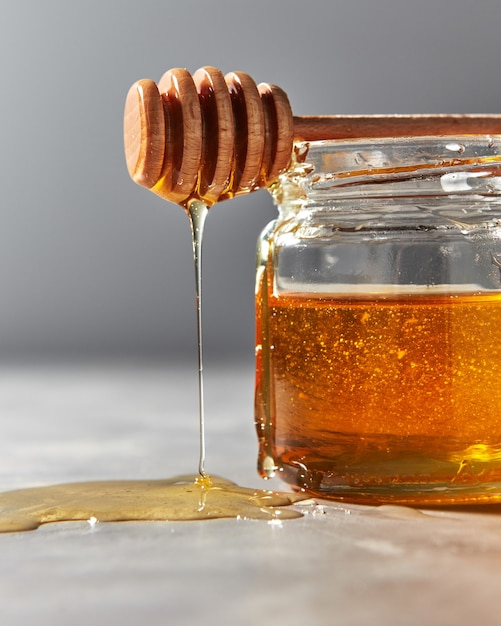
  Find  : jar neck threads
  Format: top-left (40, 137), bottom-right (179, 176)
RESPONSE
top-left (273, 137), bottom-right (501, 208)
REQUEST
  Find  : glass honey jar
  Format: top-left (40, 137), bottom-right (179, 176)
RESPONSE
top-left (255, 135), bottom-right (501, 505)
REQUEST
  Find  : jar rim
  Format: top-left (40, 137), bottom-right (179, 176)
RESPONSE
top-left (290, 135), bottom-right (501, 179)
top-left (269, 136), bottom-right (501, 207)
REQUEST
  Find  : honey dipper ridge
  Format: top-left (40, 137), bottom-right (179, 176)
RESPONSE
top-left (124, 65), bottom-right (501, 208)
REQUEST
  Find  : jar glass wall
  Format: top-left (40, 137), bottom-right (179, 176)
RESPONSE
top-left (255, 136), bottom-right (501, 505)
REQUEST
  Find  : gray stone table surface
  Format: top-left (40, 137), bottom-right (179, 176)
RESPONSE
top-left (1, 361), bottom-right (501, 626)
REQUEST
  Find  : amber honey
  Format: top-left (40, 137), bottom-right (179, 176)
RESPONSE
top-left (256, 277), bottom-right (501, 504)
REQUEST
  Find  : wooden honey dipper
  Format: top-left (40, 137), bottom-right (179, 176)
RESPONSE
top-left (124, 66), bottom-right (501, 208)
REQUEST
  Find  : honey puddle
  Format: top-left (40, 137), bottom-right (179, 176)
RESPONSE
top-left (0, 474), bottom-right (305, 533)
top-left (0, 200), bottom-right (307, 534)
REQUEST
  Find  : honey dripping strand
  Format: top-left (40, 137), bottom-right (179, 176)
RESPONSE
top-left (188, 199), bottom-right (208, 478)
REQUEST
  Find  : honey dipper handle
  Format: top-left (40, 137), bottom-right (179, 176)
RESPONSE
top-left (293, 114), bottom-right (501, 141)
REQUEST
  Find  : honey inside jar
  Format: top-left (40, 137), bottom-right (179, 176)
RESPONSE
top-left (256, 282), bottom-right (501, 504)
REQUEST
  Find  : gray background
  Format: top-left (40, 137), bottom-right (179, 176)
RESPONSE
top-left (0, 0), bottom-right (500, 363)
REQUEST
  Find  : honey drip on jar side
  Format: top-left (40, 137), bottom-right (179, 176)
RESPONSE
top-left (256, 277), bottom-right (501, 505)
top-left (0, 200), bottom-right (307, 534)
